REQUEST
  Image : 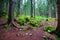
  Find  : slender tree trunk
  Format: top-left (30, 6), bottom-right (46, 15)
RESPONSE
top-left (46, 0), bottom-right (51, 17)
top-left (33, 0), bottom-right (35, 18)
top-left (55, 5), bottom-right (58, 19)
top-left (0, 0), bottom-right (4, 12)
top-left (6, 0), bottom-right (9, 13)
top-left (56, 0), bottom-right (60, 37)
top-left (8, 0), bottom-right (14, 24)
top-left (17, 0), bottom-right (20, 16)
top-left (31, 0), bottom-right (33, 17)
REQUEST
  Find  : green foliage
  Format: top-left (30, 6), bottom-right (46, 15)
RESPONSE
top-left (43, 25), bottom-right (55, 33)
top-left (35, 16), bottom-right (52, 21)
top-left (4, 24), bottom-right (8, 29)
top-left (14, 12), bottom-right (17, 17)
top-left (28, 18), bottom-right (38, 27)
top-left (25, 17), bottom-right (30, 23)
top-left (17, 18), bottom-right (25, 25)
top-left (0, 11), bottom-right (7, 18)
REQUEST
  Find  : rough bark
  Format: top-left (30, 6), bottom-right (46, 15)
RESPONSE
top-left (6, 0), bottom-right (9, 13)
top-left (17, 0), bottom-right (20, 16)
top-left (56, 0), bottom-right (60, 37)
top-left (0, 0), bottom-right (4, 11)
top-left (31, 0), bottom-right (33, 17)
top-left (33, 0), bottom-right (35, 18)
top-left (8, 0), bottom-right (14, 24)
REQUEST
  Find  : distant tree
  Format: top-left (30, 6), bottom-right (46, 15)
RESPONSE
top-left (0, 0), bottom-right (4, 12)
top-left (17, 0), bottom-right (20, 16)
top-left (30, 0), bottom-right (33, 17)
top-left (33, 0), bottom-right (35, 18)
top-left (6, 0), bottom-right (9, 13)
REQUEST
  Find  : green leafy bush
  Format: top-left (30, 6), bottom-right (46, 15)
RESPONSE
top-left (17, 18), bottom-right (25, 25)
top-left (43, 25), bottom-right (55, 33)
top-left (0, 11), bottom-right (7, 17)
top-left (28, 19), bottom-right (38, 27)
top-left (25, 17), bottom-right (30, 23)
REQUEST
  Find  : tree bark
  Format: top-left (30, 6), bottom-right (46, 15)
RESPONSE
top-left (56, 0), bottom-right (60, 37)
top-left (0, 0), bottom-right (4, 11)
top-left (6, 0), bottom-right (9, 13)
top-left (31, 0), bottom-right (33, 17)
top-left (33, 0), bottom-right (35, 18)
top-left (8, 0), bottom-right (14, 24)
top-left (17, 0), bottom-right (20, 16)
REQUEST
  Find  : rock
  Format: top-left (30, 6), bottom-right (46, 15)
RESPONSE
top-left (48, 30), bottom-right (51, 33)
top-left (25, 33), bottom-right (29, 36)
top-left (29, 33), bottom-right (32, 36)
top-left (42, 35), bottom-right (46, 38)
top-left (16, 33), bottom-right (20, 37)
top-left (19, 29), bottom-right (22, 31)
top-left (42, 35), bottom-right (48, 40)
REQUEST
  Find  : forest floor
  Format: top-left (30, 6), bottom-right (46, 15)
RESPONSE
top-left (0, 18), bottom-right (57, 40)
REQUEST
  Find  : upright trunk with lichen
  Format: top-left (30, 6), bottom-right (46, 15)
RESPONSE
top-left (8, 0), bottom-right (14, 24)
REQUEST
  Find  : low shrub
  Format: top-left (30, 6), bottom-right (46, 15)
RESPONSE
top-left (25, 17), bottom-right (30, 23)
top-left (0, 11), bottom-right (7, 17)
top-left (17, 18), bottom-right (25, 25)
top-left (28, 19), bottom-right (38, 27)
top-left (43, 25), bottom-right (55, 33)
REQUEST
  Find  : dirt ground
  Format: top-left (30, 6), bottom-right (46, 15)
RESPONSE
top-left (0, 19), bottom-right (57, 40)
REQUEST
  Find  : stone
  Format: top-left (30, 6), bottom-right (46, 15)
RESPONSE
top-left (29, 33), bottom-right (32, 36)
top-left (25, 33), bottom-right (29, 36)
top-left (16, 33), bottom-right (20, 37)
top-left (48, 30), bottom-right (51, 33)
top-left (19, 29), bottom-right (22, 31)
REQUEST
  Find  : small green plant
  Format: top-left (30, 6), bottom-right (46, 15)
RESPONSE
top-left (43, 25), bottom-right (55, 33)
top-left (4, 24), bottom-right (8, 29)
top-left (0, 11), bottom-right (7, 17)
top-left (25, 17), bottom-right (30, 23)
top-left (4, 22), bottom-right (12, 29)
top-left (28, 19), bottom-right (38, 27)
top-left (17, 18), bottom-right (25, 25)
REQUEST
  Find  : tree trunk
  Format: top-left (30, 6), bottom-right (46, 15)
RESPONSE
top-left (6, 0), bottom-right (9, 13)
top-left (17, 0), bottom-right (20, 16)
top-left (8, 0), bottom-right (14, 24)
top-left (33, 0), bottom-right (35, 18)
top-left (0, 0), bottom-right (4, 12)
top-left (56, 0), bottom-right (60, 37)
top-left (31, 0), bottom-right (33, 17)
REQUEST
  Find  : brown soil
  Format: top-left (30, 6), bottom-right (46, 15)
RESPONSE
top-left (0, 19), bottom-right (57, 40)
